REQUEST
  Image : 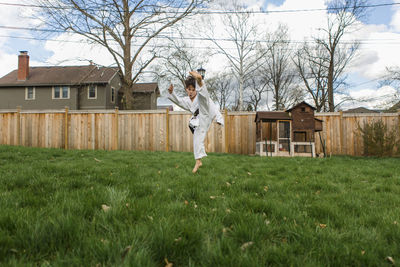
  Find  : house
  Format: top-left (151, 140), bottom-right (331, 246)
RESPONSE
top-left (388, 101), bottom-right (400, 112)
top-left (0, 51), bottom-right (160, 110)
top-left (255, 101), bottom-right (323, 157)
top-left (343, 107), bottom-right (379, 113)
top-left (130, 83), bottom-right (160, 110)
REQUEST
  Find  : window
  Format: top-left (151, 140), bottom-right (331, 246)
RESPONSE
top-left (111, 87), bottom-right (115, 103)
top-left (301, 107), bottom-right (306, 112)
top-left (53, 86), bottom-right (70, 99)
top-left (294, 131), bottom-right (307, 142)
top-left (88, 84), bottom-right (97, 99)
top-left (25, 87), bottom-right (35, 100)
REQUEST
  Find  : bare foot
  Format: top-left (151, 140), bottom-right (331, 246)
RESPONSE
top-left (192, 159), bottom-right (202, 173)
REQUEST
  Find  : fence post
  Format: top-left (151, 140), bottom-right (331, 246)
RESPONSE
top-left (166, 108), bottom-right (170, 152)
top-left (398, 109), bottom-right (400, 140)
top-left (224, 109), bottom-right (228, 153)
top-left (16, 106), bottom-right (21, 146)
top-left (64, 106), bottom-right (69, 149)
top-left (115, 107), bottom-right (119, 150)
top-left (339, 111), bottom-right (343, 154)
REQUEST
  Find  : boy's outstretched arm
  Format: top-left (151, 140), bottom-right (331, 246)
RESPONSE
top-left (189, 71), bottom-right (203, 87)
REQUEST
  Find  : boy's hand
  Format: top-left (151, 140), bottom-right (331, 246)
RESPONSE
top-left (189, 71), bottom-right (203, 86)
top-left (168, 84), bottom-right (173, 94)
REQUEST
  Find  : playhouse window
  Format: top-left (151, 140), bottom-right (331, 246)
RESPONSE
top-left (294, 131), bottom-right (307, 142)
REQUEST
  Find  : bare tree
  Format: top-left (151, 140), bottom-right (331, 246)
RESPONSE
top-left (206, 1), bottom-right (267, 111)
top-left (243, 75), bottom-right (268, 111)
top-left (315, 0), bottom-right (367, 111)
top-left (257, 24), bottom-right (303, 110)
top-left (207, 72), bottom-right (234, 110)
top-left (379, 66), bottom-right (400, 109)
top-left (294, 43), bottom-right (329, 112)
top-left (35, 0), bottom-right (207, 108)
top-left (152, 33), bottom-right (209, 96)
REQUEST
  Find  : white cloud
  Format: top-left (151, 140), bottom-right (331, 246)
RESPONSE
top-left (341, 85), bottom-right (397, 110)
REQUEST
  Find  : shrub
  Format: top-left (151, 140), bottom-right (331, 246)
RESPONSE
top-left (357, 119), bottom-right (400, 157)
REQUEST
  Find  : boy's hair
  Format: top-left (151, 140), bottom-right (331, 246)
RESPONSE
top-left (185, 76), bottom-right (196, 89)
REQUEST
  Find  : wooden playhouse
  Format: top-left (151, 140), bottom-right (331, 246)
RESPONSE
top-left (255, 102), bottom-right (323, 157)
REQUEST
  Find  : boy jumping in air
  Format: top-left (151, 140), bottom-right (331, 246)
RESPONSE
top-left (167, 71), bottom-right (224, 173)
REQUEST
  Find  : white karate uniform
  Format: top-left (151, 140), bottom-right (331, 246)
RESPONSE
top-left (167, 81), bottom-right (224, 159)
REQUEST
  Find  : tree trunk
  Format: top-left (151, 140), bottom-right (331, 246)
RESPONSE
top-left (328, 55), bottom-right (335, 112)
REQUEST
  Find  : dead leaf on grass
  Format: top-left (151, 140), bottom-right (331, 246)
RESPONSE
top-left (94, 158), bottom-right (102, 162)
top-left (147, 215), bottom-right (153, 221)
top-left (247, 172), bottom-right (252, 176)
top-left (210, 196), bottom-right (216, 199)
top-left (121, 246), bottom-right (131, 261)
top-left (101, 204), bottom-right (110, 212)
top-left (174, 237), bottom-right (182, 242)
top-left (226, 182), bottom-right (231, 187)
top-left (184, 200), bottom-right (189, 205)
top-left (222, 227), bottom-right (230, 233)
top-left (125, 203), bottom-right (129, 208)
top-left (386, 256), bottom-right (395, 265)
top-left (264, 186), bottom-right (269, 192)
top-left (361, 250), bottom-right (365, 255)
top-left (164, 258), bottom-right (173, 267)
top-left (319, 224), bottom-right (327, 229)
top-left (240, 241), bottom-right (254, 251)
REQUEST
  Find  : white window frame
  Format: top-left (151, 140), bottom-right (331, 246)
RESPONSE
top-left (25, 86), bottom-right (35, 100)
top-left (87, 84), bottom-right (97, 100)
top-left (111, 87), bottom-right (115, 103)
top-left (52, 86), bottom-right (70, 99)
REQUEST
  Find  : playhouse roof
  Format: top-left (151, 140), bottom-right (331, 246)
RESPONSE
top-left (255, 111), bottom-right (291, 122)
top-left (286, 101), bottom-right (316, 112)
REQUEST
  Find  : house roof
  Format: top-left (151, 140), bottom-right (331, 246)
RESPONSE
top-left (0, 65), bottom-right (119, 87)
top-left (255, 111), bottom-right (291, 122)
top-left (388, 101), bottom-right (400, 112)
top-left (131, 83), bottom-right (159, 93)
top-left (286, 101), bottom-right (316, 112)
top-left (343, 107), bottom-right (378, 113)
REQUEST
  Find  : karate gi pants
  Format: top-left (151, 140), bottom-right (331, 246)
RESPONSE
top-left (193, 82), bottom-right (213, 160)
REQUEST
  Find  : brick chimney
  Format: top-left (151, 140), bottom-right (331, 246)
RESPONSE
top-left (18, 51), bottom-right (29, 81)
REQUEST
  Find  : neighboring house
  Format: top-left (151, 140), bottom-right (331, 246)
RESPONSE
top-left (130, 83), bottom-right (160, 110)
top-left (0, 51), bottom-right (120, 110)
top-left (0, 51), bottom-right (160, 110)
top-left (388, 101), bottom-right (400, 112)
top-left (343, 107), bottom-right (379, 113)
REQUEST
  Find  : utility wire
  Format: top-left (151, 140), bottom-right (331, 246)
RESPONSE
top-left (2, 34), bottom-right (399, 51)
top-left (0, 1), bottom-right (399, 14)
top-left (2, 26), bottom-right (400, 46)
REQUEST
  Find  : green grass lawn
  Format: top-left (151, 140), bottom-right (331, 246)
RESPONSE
top-left (0, 145), bottom-right (399, 266)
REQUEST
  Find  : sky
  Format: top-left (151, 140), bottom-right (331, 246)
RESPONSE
top-left (0, 0), bottom-right (399, 110)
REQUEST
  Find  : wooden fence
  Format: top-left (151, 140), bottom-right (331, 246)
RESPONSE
top-left (0, 108), bottom-right (399, 156)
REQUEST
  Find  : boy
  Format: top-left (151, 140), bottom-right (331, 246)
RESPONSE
top-left (167, 71), bottom-right (224, 173)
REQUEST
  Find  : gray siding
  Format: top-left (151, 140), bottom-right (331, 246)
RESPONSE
top-left (132, 92), bottom-right (152, 110)
top-left (105, 72), bottom-right (121, 109)
top-left (0, 86), bottom-right (78, 109)
top-left (78, 84), bottom-right (107, 110)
